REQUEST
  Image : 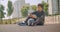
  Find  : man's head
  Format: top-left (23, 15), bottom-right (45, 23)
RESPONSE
top-left (37, 4), bottom-right (43, 12)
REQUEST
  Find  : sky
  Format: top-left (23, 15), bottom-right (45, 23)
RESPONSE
top-left (0, 0), bottom-right (47, 11)
top-left (25, 0), bottom-right (47, 5)
top-left (25, 0), bottom-right (42, 5)
top-left (0, 0), bottom-right (47, 12)
top-left (0, 0), bottom-right (47, 5)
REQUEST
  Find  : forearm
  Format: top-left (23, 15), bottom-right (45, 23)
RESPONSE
top-left (33, 15), bottom-right (45, 25)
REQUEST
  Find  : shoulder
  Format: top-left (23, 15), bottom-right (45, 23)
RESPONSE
top-left (41, 11), bottom-right (45, 15)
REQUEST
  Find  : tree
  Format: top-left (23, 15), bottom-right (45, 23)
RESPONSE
top-left (21, 6), bottom-right (29, 17)
top-left (42, 1), bottom-right (48, 15)
top-left (31, 5), bottom-right (36, 11)
top-left (0, 5), bottom-right (4, 24)
top-left (7, 0), bottom-right (14, 24)
top-left (7, 0), bottom-right (14, 16)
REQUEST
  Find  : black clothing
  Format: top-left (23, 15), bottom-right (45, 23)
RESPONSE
top-left (25, 11), bottom-right (45, 25)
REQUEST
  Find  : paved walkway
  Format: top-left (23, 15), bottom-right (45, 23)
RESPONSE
top-left (0, 24), bottom-right (60, 32)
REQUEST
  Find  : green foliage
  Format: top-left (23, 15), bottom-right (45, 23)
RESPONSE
top-left (0, 5), bottom-right (4, 24)
top-left (21, 6), bottom-right (29, 17)
top-left (0, 5), bottom-right (4, 18)
top-left (0, 18), bottom-right (20, 24)
top-left (42, 1), bottom-right (48, 15)
top-left (31, 5), bottom-right (36, 11)
top-left (7, 0), bottom-right (14, 16)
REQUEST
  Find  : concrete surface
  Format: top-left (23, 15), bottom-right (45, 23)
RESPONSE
top-left (0, 24), bottom-right (60, 32)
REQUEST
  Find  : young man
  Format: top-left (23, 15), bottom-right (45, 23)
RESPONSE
top-left (25, 4), bottom-right (45, 26)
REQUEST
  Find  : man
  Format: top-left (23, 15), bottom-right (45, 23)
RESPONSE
top-left (25, 4), bottom-right (45, 26)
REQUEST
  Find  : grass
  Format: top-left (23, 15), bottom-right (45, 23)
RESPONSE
top-left (0, 18), bottom-right (26, 24)
top-left (0, 18), bottom-right (20, 24)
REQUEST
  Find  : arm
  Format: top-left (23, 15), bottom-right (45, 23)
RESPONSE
top-left (29, 13), bottom-right (37, 19)
top-left (33, 13), bottom-right (45, 25)
top-left (25, 12), bottom-right (36, 24)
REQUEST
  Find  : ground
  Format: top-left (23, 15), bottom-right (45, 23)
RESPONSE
top-left (0, 24), bottom-right (60, 32)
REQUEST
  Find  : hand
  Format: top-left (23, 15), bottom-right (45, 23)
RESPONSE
top-left (28, 13), bottom-right (37, 18)
top-left (31, 15), bottom-right (37, 18)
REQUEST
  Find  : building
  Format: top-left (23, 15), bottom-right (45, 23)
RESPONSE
top-left (48, 0), bottom-right (60, 15)
top-left (11, 0), bottom-right (25, 18)
top-left (48, 0), bottom-right (60, 23)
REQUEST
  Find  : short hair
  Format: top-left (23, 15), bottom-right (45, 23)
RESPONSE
top-left (38, 3), bottom-right (43, 8)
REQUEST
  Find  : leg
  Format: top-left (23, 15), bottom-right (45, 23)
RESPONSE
top-left (25, 17), bottom-right (30, 25)
top-left (27, 18), bottom-right (35, 26)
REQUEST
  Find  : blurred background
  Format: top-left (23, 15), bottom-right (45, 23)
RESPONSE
top-left (0, 0), bottom-right (60, 24)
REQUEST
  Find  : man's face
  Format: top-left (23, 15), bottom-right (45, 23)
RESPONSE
top-left (37, 6), bottom-right (43, 12)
